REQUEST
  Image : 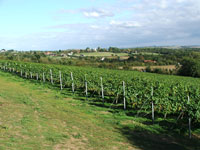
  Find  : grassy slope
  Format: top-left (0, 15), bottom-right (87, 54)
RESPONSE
top-left (0, 71), bottom-right (200, 150)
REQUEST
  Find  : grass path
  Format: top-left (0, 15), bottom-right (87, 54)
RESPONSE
top-left (0, 71), bottom-right (199, 150)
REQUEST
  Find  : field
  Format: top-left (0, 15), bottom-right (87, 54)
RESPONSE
top-left (75, 52), bottom-right (129, 57)
top-left (133, 52), bottom-right (160, 55)
top-left (0, 71), bottom-right (200, 150)
top-left (132, 65), bottom-right (176, 71)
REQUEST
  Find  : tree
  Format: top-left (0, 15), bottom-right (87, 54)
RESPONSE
top-left (85, 47), bottom-right (90, 52)
top-left (178, 58), bottom-right (200, 77)
top-left (108, 47), bottom-right (120, 53)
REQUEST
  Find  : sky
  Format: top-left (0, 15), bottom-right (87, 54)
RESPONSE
top-left (0, 0), bottom-right (200, 50)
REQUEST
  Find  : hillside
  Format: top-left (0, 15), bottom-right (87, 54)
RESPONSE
top-left (0, 70), bottom-right (200, 149)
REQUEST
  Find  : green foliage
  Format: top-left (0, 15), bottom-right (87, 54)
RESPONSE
top-left (0, 60), bottom-right (200, 123)
top-left (145, 66), bottom-right (151, 72)
top-left (179, 58), bottom-right (200, 77)
top-left (108, 47), bottom-right (120, 53)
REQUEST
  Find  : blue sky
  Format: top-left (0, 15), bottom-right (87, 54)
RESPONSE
top-left (0, 0), bottom-right (200, 50)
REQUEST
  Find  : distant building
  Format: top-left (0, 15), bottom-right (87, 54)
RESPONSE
top-left (60, 53), bottom-right (67, 57)
top-left (44, 51), bottom-right (56, 56)
top-left (67, 52), bottom-right (74, 56)
top-left (76, 50), bottom-right (81, 53)
top-left (44, 51), bottom-right (52, 55)
top-left (50, 53), bottom-right (57, 56)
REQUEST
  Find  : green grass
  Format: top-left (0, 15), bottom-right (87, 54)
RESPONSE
top-left (0, 71), bottom-right (200, 150)
top-left (75, 52), bottom-right (129, 57)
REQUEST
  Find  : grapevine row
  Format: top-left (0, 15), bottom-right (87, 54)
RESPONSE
top-left (0, 60), bottom-right (200, 123)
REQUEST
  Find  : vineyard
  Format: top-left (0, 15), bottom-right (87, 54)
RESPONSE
top-left (0, 60), bottom-right (200, 134)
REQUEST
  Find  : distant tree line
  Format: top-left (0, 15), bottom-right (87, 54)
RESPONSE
top-left (0, 47), bottom-right (200, 77)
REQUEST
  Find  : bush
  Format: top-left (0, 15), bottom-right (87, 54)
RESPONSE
top-left (178, 58), bottom-right (200, 77)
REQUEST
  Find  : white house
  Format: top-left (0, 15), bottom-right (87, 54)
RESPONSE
top-left (67, 52), bottom-right (74, 56)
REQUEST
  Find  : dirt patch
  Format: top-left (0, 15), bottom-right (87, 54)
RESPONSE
top-left (99, 111), bottom-right (112, 115)
top-left (120, 56), bottom-right (130, 60)
top-left (54, 137), bottom-right (89, 150)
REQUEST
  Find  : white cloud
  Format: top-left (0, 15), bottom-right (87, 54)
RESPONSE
top-left (90, 25), bottom-right (100, 29)
top-left (83, 11), bottom-right (101, 17)
top-left (82, 9), bottom-right (114, 18)
top-left (110, 20), bottom-right (141, 28)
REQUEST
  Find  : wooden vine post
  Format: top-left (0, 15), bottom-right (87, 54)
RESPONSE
top-left (123, 81), bottom-right (126, 110)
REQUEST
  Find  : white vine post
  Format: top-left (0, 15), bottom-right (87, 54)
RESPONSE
top-left (21, 70), bottom-right (23, 77)
top-left (100, 77), bottom-right (104, 102)
top-left (59, 71), bottom-right (63, 90)
top-left (85, 75), bottom-right (88, 100)
top-left (50, 69), bottom-right (53, 85)
top-left (36, 73), bottom-right (39, 80)
top-left (30, 72), bottom-right (32, 79)
top-left (43, 72), bottom-right (45, 82)
top-left (71, 72), bottom-right (75, 93)
top-left (25, 72), bottom-right (27, 78)
top-left (123, 81), bottom-right (126, 110)
top-left (151, 86), bottom-right (154, 124)
top-left (188, 95), bottom-right (192, 139)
